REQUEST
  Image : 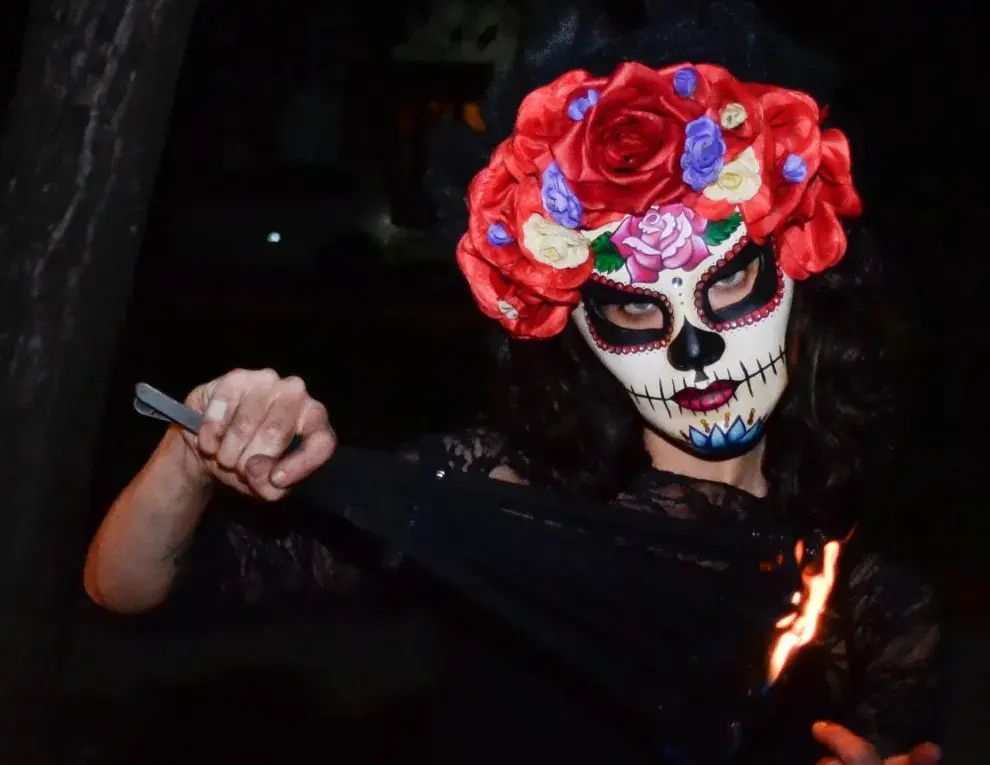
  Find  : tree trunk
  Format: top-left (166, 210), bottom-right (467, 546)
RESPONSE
top-left (0, 0), bottom-right (199, 759)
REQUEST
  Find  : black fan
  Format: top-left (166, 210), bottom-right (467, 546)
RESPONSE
top-left (296, 446), bottom-right (818, 765)
top-left (134, 383), bottom-right (826, 765)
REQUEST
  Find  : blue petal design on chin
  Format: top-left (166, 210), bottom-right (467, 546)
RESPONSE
top-left (689, 427), bottom-right (709, 450)
top-left (709, 426), bottom-right (727, 451)
top-left (687, 416), bottom-right (763, 455)
top-left (726, 416), bottom-right (748, 443)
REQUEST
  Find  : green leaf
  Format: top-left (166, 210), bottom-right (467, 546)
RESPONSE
top-left (702, 211), bottom-right (743, 246)
top-left (590, 233), bottom-right (625, 274)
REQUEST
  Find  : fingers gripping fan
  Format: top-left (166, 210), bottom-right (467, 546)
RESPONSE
top-left (297, 448), bottom-right (834, 764)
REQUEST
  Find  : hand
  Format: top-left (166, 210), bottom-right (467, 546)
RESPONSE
top-left (812, 721), bottom-right (942, 765)
top-left (180, 368), bottom-right (336, 500)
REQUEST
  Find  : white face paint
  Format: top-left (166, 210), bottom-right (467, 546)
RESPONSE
top-left (572, 204), bottom-right (794, 458)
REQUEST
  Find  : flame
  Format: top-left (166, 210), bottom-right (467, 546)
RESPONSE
top-left (767, 538), bottom-right (842, 685)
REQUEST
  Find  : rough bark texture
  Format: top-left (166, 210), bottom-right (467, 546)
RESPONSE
top-left (0, 0), bottom-right (199, 759)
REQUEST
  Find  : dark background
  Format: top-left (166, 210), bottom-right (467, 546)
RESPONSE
top-left (1, 0), bottom-right (986, 761)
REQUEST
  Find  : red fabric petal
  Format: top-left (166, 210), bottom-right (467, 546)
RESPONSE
top-left (456, 239), bottom-right (574, 339)
top-left (455, 63), bottom-right (865, 337)
top-left (550, 62), bottom-right (703, 215)
top-left (697, 64), bottom-right (763, 151)
top-left (515, 70), bottom-right (598, 142)
top-left (746, 91), bottom-right (823, 239)
top-left (776, 193), bottom-right (847, 279)
top-left (773, 126), bottom-right (861, 279)
top-left (818, 128), bottom-right (862, 216)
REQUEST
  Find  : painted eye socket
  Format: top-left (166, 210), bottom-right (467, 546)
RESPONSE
top-left (704, 252), bottom-right (762, 311)
top-left (580, 278), bottom-right (673, 350)
top-left (620, 302), bottom-right (658, 316)
top-left (710, 270), bottom-right (746, 290)
top-left (602, 301), bottom-right (665, 329)
top-left (698, 240), bottom-right (781, 325)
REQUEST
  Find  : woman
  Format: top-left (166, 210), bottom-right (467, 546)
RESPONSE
top-left (85, 1), bottom-right (941, 762)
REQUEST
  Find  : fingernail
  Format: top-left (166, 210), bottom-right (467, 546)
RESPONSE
top-left (271, 470), bottom-right (287, 486)
top-left (246, 458), bottom-right (268, 478)
top-left (812, 721), bottom-right (830, 734)
top-left (205, 398), bottom-right (228, 422)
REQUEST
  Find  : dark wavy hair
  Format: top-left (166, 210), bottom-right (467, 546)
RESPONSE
top-left (426, 0), bottom-right (893, 530)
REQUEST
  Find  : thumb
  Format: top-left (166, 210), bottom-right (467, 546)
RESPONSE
top-left (489, 465), bottom-right (527, 485)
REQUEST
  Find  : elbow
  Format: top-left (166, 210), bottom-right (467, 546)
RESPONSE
top-left (83, 557), bottom-right (118, 612)
top-left (83, 545), bottom-right (165, 615)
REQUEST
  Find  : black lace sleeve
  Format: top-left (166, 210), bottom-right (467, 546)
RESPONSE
top-left (843, 551), bottom-right (942, 756)
top-left (397, 427), bottom-right (510, 477)
top-left (168, 496), bottom-right (361, 617)
top-left (172, 429), bottom-right (509, 614)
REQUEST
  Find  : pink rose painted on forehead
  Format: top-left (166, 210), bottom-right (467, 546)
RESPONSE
top-left (610, 203), bottom-right (710, 283)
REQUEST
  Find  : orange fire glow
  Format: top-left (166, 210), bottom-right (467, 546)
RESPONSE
top-left (462, 102), bottom-right (486, 133)
top-left (767, 539), bottom-right (842, 685)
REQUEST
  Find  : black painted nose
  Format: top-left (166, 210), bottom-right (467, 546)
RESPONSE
top-left (667, 320), bottom-right (726, 372)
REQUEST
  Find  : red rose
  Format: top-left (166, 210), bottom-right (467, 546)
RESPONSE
top-left (509, 69), bottom-right (601, 177)
top-left (776, 129), bottom-right (862, 278)
top-left (744, 88), bottom-right (823, 241)
top-left (695, 64), bottom-right (764, 150)
top-left (817, 128), bottom-right (861, 214)
top-left (456, 138), bottom-right (590, 337)
top-left (456, 244), bottom-right (573, 339)
top-left (683, 133), bottom-right (772, 227)
top-left (455, 62), bottom-right (864, 338)
top-left (463, 146), bottom-right (590, 295)
top-left (549, 63), bottom-right (706, 216)
top-left (460, 141), bottom-right (518, 272)
top-left (676, 70), bottom-right (772, 228)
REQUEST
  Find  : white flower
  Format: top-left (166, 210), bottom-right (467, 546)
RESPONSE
top-left (521, 214), bottom-right (590, 269)
top-left (720, 102), bottom-right (748, 129)
top-left (497, 300), bottom-right (519, 320)
top-left (702, 146), bottom-right (762, 204)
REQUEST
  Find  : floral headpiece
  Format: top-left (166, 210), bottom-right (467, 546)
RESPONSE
top-left (456, 63), bottom-right (862, 338)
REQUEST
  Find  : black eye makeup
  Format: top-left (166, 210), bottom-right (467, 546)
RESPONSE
top-left (694, 240), bottom-right (783, 329)
top-left (581, 278), bottom-right (674, 353)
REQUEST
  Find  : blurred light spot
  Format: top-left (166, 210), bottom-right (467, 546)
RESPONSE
top-left (369, 210), bottom-right (398, 246)
top-left (267, 232), bottom-right (281, 243)
top-left (462, 102), bottom-right (485, 133)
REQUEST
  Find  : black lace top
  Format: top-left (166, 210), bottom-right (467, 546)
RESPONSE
top-left (181, 429), bottom-right (940, 764)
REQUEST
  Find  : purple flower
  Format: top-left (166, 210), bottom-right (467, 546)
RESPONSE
top-left (680, 116), bottom-right (726, 191)
top-left (487, 222), bottom-right (514, 246)
top-left (673, 67), bottom-right (698, 98)
top-left (782, 154), bottom-right (808, 184)
top-left (541, 162), bottom-right (583, 229)
top-left (567, 89), bottom-right (600, 121)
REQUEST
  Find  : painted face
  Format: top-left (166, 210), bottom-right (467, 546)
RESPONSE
top-left (572, 204), bottom-right (793, 458)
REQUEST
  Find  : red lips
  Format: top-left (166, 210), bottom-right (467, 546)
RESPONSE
top-left (671, 380), bottom-right (739, 412)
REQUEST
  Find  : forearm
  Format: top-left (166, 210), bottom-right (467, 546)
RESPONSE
top-left (85, 427), bottom-right (214, 613)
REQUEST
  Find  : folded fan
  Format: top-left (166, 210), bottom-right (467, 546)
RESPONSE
top-left (297, 444), bottom-right (810, 763)
top-left (134, 382), bottom-right (817, 765)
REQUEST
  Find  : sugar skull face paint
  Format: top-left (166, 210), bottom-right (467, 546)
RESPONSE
top-left (571, 204), bottom-right (793, 458)
top-left (453, 62), bottom-right (863, 458)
